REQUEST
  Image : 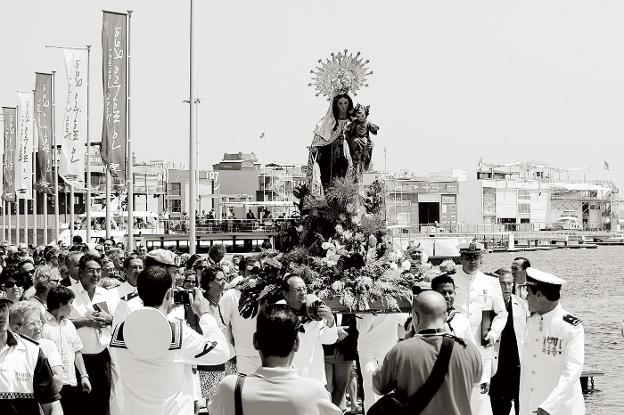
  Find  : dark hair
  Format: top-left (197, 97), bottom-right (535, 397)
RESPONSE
top-left (199, 266), bottom-right (223, 291)
top-left (528, 283), bottom-right (561, 302)
top-left (137, 266), bottom-right (173, 307)
top-left (78, 254), bottom-right (102, 271)
top-left (72, 235), bottom-right (83, 244)
top-left (123, 254), bottom-right (142, 270)
top-left (280, 274), bottom-right (301, 293)
top-left (208, 244), bottom-right (226, 264)
top-left (431, 273), bottom-right (455, 291)
top-left (255, 304), bottom-right (299, 357)
top-left (494, 268), bottom-right (512, 277)
top-left (331, 93), bottom-right (354, 130)
top-left (17, 258), bottom-right (35, 269)
top-left (47, 286), bottom-right (76, 311)
top-left (186, 254), bottom-right (204, 271)
top-left (514, 257), bottom-right (531, 269)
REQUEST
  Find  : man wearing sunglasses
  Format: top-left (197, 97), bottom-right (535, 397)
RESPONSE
top-left (453, 241), bottom-right (508, 415)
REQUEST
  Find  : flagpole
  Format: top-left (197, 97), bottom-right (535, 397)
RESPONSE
top-left (126, 10), bottom-right (134, 252)
top-left (1, 202), bottom-right (5, 242)
top-left (105, 167), bottom-right (111, 239)
top-left (32, 98), bottom-right (37, 245)
top-left (86, 44), bottom-right (92, 243)
top-left (188, 0), bottom-right (197, 254)
top-left (52, 70), bottom-right (60, 242)
top-left (15, 105), bottom-right (20, 245)
top-left (8, 202), bottom-right (12, 243)
top-left (69, 185), bottom-right (74, 241)
top-left (43, 193), bottom-right (47, 244)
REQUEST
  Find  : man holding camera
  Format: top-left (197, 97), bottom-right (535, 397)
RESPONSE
top-left (278, 275), bottom-right (338, 383)
top-left (110, 266), bottom-right (230, 415)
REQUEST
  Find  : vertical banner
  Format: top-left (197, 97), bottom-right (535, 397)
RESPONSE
top-left (34, 73), bottom-right (54, 193)
top-left (60, 48), bottom-right (88, 189)
top-left (16, 92), bottom-right (34, 199)
top-left (101, 11), bottom-right (127, 182)
top-left (2, 107), bottom-right (17, 202)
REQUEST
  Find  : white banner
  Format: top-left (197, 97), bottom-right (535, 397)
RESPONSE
top-left (16, 92), bottom-right (34, 199)
top-left (59, 48), bottom-right (88, 189)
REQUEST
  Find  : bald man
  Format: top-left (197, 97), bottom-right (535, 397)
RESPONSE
top-left (373, 291), bottom-right (482, 415)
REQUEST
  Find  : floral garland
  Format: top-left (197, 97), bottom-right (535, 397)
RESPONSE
top-left (237, 178), bottom-right (428, 318)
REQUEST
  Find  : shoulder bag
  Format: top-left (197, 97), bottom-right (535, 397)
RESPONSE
top-left (367, 335), bottom-right (455, 415)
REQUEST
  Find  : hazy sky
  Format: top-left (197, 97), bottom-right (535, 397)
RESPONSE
top-left (2, 0), bottom-right (624, 190)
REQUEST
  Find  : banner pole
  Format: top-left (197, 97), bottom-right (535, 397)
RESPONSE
top-left (1, 202), bottom-right (5, 242)
top-left (15, 105), bottom-right (20, 245)
top-left (52, 70), bottom-right (60, 242)
top-left (69, 185), bottom-right (74, 242)
top-left (32, 101), bottom-right (37, 246)
top-left (105, 167), bottom-right (111, 239)
top-left (86, 44), bottom-right (92, 243)
top-left (126, 10), bottom-right (134, 252)
top-left (8, 202), bottom-right (12, 243)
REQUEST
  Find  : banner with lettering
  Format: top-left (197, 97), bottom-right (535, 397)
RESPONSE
top-left (2, 107), bottom-right (17, 202)
top-left (101, 11), bottom-right (127, 183)
top-left (16, 92), bottom-right (34, 199)
top-left (60, 48), bottom-right (88, 189)
top-left (34, 72), bottom-right (54, 194)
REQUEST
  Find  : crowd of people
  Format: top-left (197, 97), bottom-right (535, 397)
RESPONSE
top-left (0, 237), bottom-right (586, 415)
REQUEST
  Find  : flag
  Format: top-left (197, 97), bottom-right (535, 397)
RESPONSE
top-left (59, 48), bottom-right (88, 189)
top-left (34, 72), bottom-right (54, 194)
top-left (16, 92), bottom-right (34, 199)
top-left (2, 107), bottom-right (17, 202)
top-left (101, 11), bottom-right (128, 182)
top-left (604, 160), bottom-right (610, 171)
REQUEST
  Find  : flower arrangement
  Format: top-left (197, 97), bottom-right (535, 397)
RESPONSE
top-left (237, 178), bottom-right (428, 318)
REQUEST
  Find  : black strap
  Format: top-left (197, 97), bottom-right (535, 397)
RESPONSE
top-left (406, 335), bottom-right (455, 414)
top-left (235, 374), bottom-right (246, 415)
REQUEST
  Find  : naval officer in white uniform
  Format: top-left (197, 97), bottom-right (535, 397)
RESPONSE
top-left (519, 268), bottom-right (585, 415)
top-left (453, 241), bottom-right (508, 415)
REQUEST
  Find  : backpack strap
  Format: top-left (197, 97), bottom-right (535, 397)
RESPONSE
top-left (407, 335), bottom-right (455, 414)
top-left (235, 373), bottom-right (247, 415)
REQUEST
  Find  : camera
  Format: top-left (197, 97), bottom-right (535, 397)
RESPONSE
top-left (173, 289), bottom-right (193, 305)
top-left (306, 299), bottom-right (325, 321)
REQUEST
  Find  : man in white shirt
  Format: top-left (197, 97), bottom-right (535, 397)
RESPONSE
top-left (60, 251), bottom-right (83, 287)
top-left (279, 275), bottom-right (338, 383)
top-left (69, 253), bottom-right (116, 415)
top-left (112, 255), bottom-right (144, 301)
top-left (356, 312), bottom-right (407, 413)
top-left (209, 303), bottom-right (341, 415)
top-left (110, 265), bottom-right (230, 415)
top-left (453, 241), bottom-right (508, 415)
top-left (431, 273), bottom-right (472, 340)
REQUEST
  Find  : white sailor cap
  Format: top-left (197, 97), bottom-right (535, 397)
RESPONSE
top-left (146, 249), bottom-right (180, 267)
top-left (457, 240), bottom-right (484, 254)
top-left (524, 267), bottom-right (566, 286)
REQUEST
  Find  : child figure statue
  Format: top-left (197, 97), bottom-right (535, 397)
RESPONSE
top-left (346, 103), bottom-right (379, 182)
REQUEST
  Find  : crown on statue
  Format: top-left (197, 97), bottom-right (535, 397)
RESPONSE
top-left (308, 50), bottom-right (373, 100)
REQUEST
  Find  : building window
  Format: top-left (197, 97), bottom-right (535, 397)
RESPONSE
top-left (169, 200), bottom-right (182, 213)
top-left (518, 203), bottom-right (530, 214)
top-left (518, 189), bottom-right (530, 201)
top-left (169, 182), bottom-right (181, 196)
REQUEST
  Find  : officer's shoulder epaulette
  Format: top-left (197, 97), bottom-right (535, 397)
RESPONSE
top-left (563, 314), bottom-right (582, 326)
top-left (19, 333), bottom-right (40, 346)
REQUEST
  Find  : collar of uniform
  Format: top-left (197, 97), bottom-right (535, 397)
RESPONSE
top-left (6, 330), bottom-right (22, 348)
top-left (74, 282), bottom-right (105, 297)
top-left (43, 310), bottom-right (66, 325)
top-left (539, 302), bottom-right (561, 320)
top-left (253, 366), bottom-right (299, 380)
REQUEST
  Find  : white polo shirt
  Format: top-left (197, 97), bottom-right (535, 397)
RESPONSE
top-left (69, 283), bottom-right (116, 355)
top-left (41, 312), bottom-right (84, 386)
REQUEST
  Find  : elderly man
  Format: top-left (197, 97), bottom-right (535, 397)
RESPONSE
top-left (9, 301), bottom-right (64, 393)
top-left (61, 251), bottom-right (84, 287)
top-left (453, 241), bottom-right (507, 415)
top-left (372, 291), bottom-right (482, 414)
top-left (0, 291), bottom-right (63, 415)
top-left (69, 253), bottom-right (117, 415)
top-left (519, 268), bottom-right (585, 415)
top-left (489, 269), bottom-right (529, 415)
top-left (511, 257), bottom-right (530, 300)
top-left (209, 304), bottom-right (341, 415)
top-left (278, 275), bottom-right (338, 383)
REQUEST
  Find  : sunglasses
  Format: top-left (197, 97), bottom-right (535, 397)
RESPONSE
top-left (2, 281), bottom-right (24, 288)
